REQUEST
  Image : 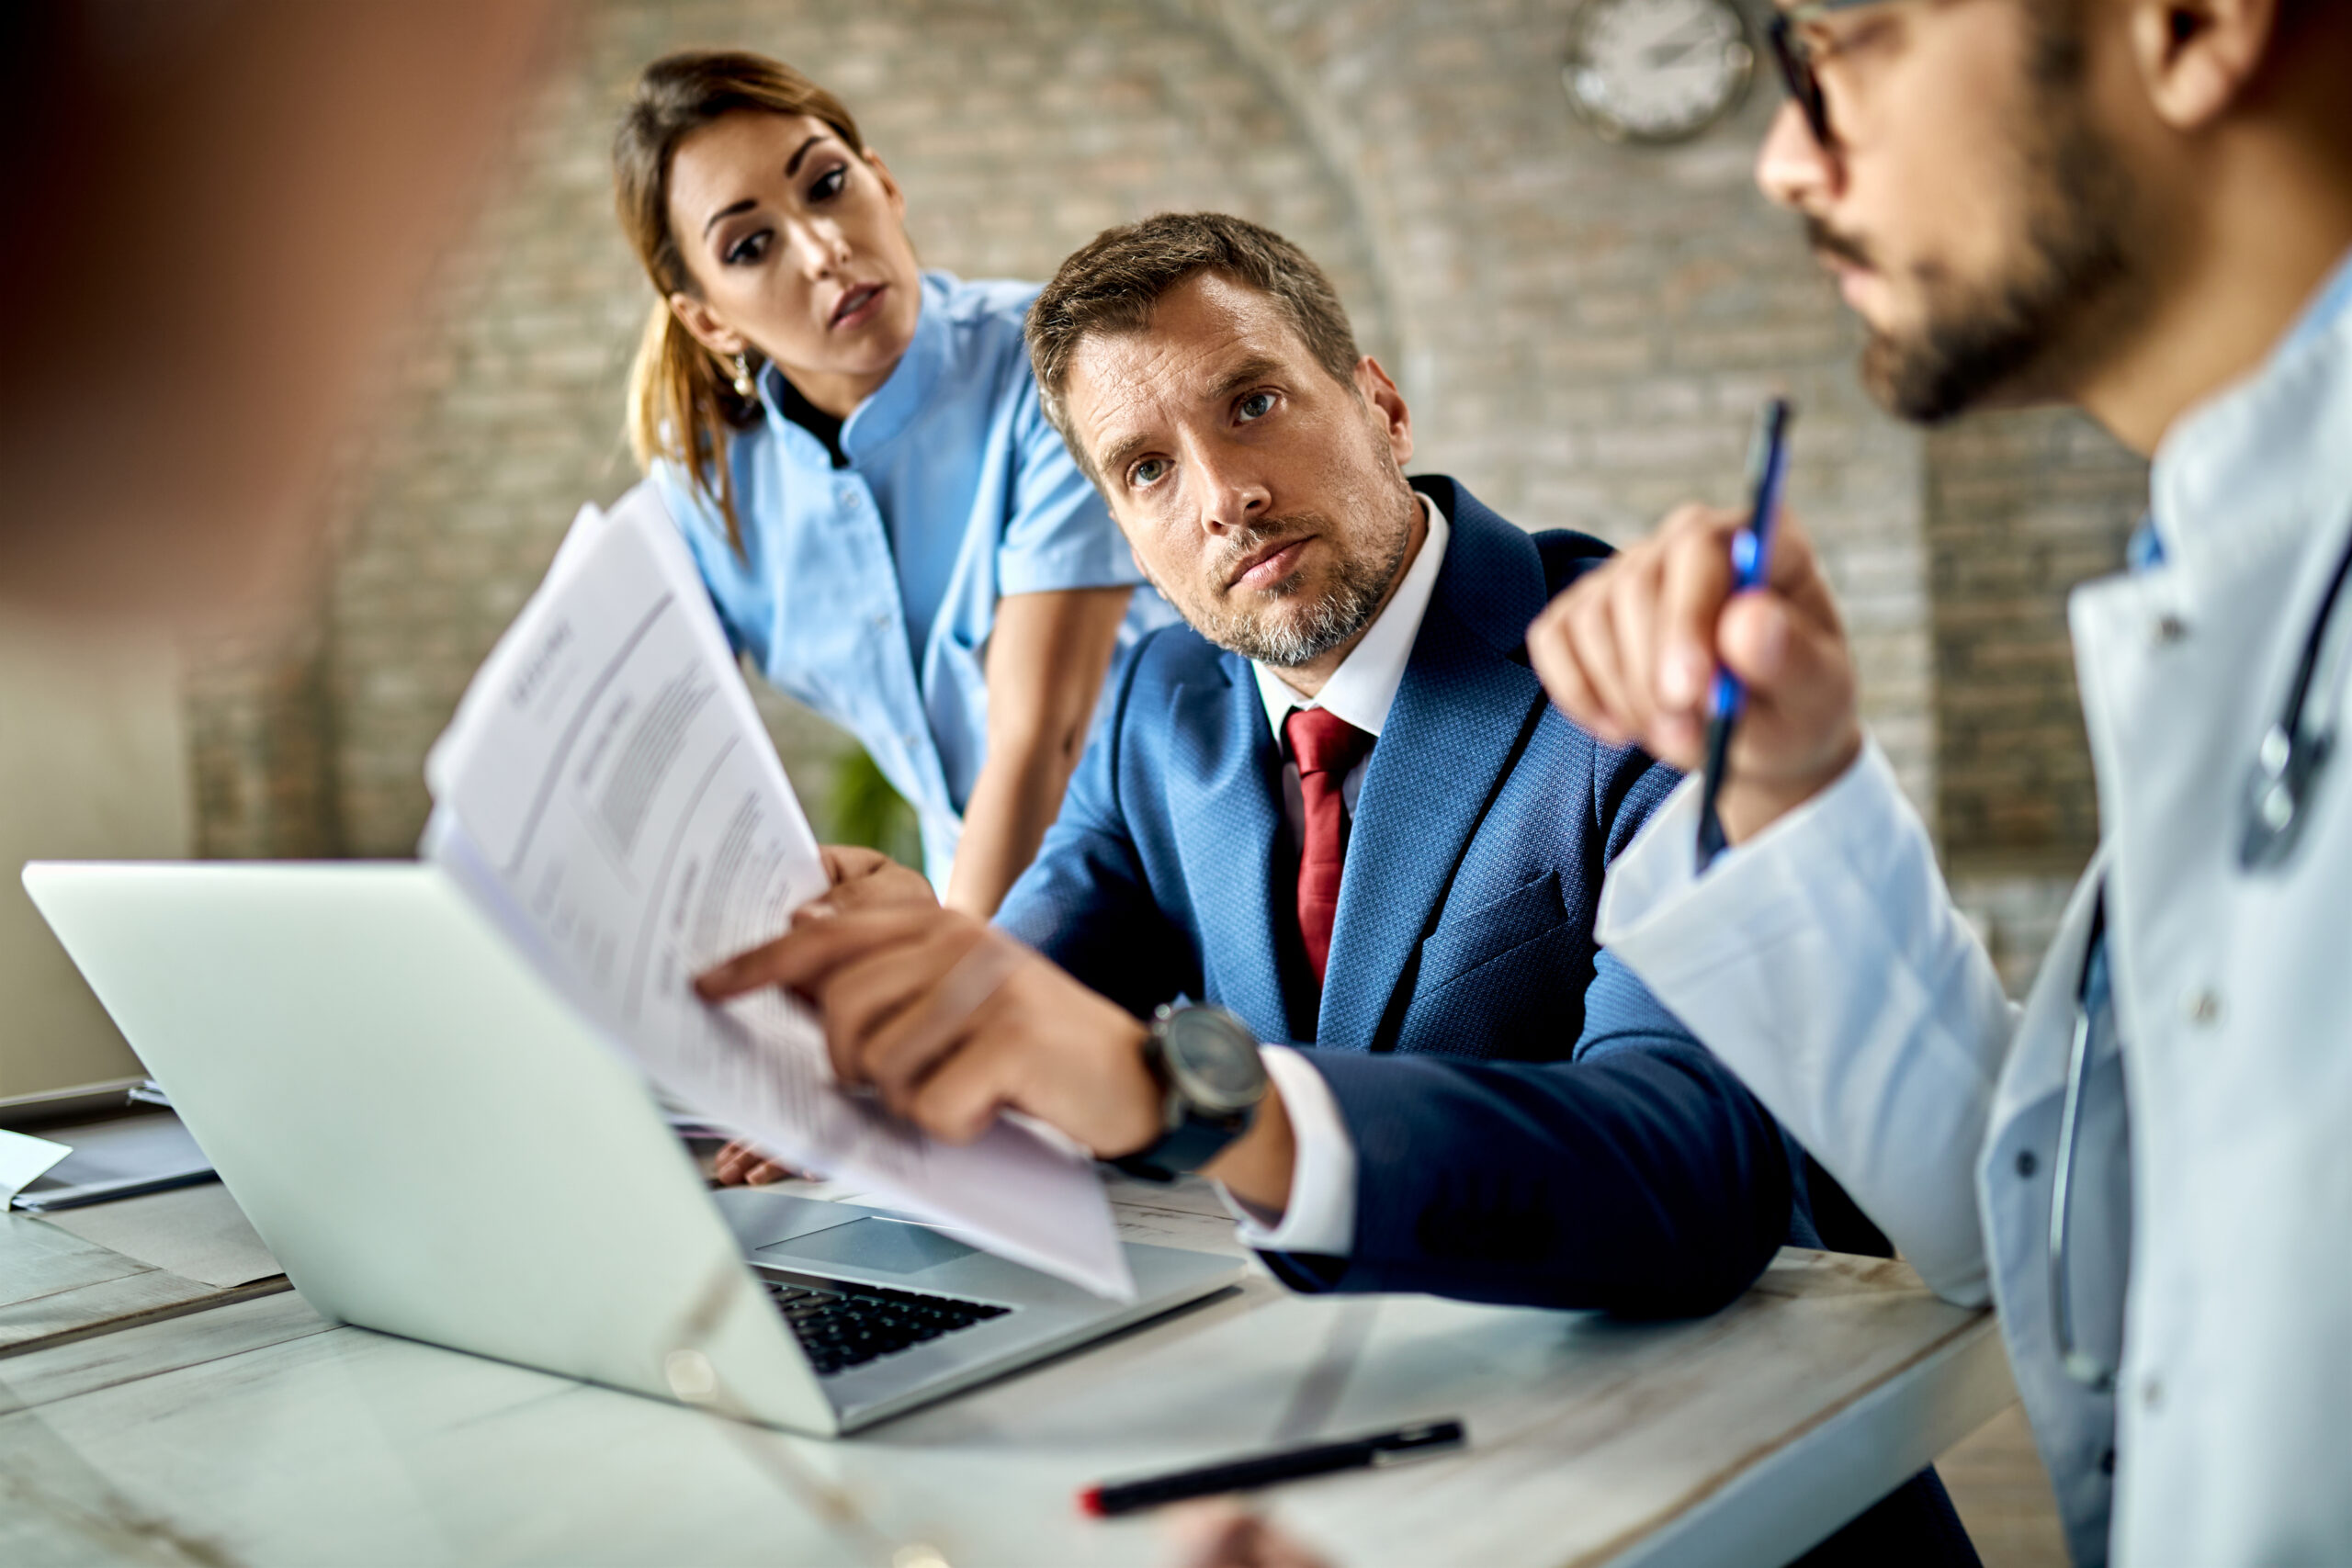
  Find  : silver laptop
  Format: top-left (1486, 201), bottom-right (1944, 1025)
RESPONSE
top-left (22, 861), bottom-right (1240, 1436)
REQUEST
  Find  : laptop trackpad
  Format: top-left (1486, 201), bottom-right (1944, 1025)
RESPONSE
top-left (757, 1217), bottom-right (980, 1276)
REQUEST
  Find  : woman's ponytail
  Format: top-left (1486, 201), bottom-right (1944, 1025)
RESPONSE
top-left (625, 298), bottom-right (759, 554)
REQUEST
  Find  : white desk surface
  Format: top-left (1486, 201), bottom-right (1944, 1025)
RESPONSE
top-left (0, 1195), bottom-right (288, 1356)
top-left (0, 1178), bottom-right (2011, 1568)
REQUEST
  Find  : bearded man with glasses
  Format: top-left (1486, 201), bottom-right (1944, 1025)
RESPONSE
top-left (1535, 0), bottom-right (2352, 1562)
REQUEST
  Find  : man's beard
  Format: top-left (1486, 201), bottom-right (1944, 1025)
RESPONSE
top-left (1821, 34), bottom-right (2136, 423)
top-left (1183, 502), bottom-right (1414, 669)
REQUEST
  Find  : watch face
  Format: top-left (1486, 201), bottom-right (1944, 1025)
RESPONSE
top-left (1162, 1009), bottom-right (1267, 1114)
top-left (1564, 0), bottom-right (1754, 145)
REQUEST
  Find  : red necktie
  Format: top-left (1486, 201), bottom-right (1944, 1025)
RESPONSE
top-left (1285, 706), bottom-right (1374, 986)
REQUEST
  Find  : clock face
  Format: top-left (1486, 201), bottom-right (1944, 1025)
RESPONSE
top-left (1565, 0), bottom-right (1756, 145)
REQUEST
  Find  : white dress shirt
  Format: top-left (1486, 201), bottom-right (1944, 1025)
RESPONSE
top-left (1224, 493), bottom-right (1450, 1256)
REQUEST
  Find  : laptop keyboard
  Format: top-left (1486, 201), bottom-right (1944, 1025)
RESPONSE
top-left (758, 1276), bottom-right (1012, 1377)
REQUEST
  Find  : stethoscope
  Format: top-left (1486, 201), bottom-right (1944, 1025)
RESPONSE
top-left (2050, 519), bottom-right (2352, 1391)
top-left (2240, 522), bottom-right (2352, 870)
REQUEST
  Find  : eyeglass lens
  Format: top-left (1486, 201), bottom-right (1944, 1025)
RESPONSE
top-left (1767, 15), bottom-right (1833, 145)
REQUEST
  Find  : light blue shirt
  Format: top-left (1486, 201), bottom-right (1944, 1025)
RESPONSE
top-left (657, 272), bottom-right (1162, 887)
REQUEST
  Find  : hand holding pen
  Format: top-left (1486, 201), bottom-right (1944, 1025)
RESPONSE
top-left (1526, 402), bottom-right (1865, 853)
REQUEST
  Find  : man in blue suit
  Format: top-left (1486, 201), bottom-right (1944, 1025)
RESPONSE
top-left (998, 246), bottom-right (1792, 1313)
top-left (701, 213), bottom-right (1969, 1560)
top-left (712, 211), bottom-right (1823, 1307)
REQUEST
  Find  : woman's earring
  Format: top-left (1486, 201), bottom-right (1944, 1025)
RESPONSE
top-left (729, 353), bottom-right (756, 400)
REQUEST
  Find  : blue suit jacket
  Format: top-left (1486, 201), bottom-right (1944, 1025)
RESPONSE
top-left (999, 477), bottom-right (1800, 1316)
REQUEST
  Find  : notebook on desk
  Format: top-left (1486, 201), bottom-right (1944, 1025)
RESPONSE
top-left (23, 861), bottom-right (1241, 1436)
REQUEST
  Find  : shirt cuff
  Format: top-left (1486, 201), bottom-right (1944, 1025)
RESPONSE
top-left (1220, 1046), bottom-right (1356, 1257)
top-left (1596, 736), bottom-right (1887, 951)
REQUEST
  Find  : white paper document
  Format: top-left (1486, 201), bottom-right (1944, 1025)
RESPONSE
top-left (0, 1129), bottom-right (73, 1206)
top-left (424, 482), bottom-right (1132, 1300)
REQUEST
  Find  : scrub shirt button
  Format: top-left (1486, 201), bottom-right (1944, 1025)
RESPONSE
top-left (2142, 1376), bottom-right (2164, 1411)
top-left (2152, 613), bottom-right (2188, 645)
top-left (871, 614), bottom-right (889, 629)
top-left (2014, 1149), bottom-right (2038, 1179)
top-left (2184, 988), bottom-right (2222, 1025)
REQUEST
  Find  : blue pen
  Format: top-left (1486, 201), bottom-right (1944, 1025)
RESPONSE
top-left (1694, 398), bottom-right (1795, 873)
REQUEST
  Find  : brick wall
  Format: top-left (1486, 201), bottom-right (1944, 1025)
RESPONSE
top-left (1929, 409), bottom-right (2148, 869)
top-left (1228, 0), bottom-right (1935, 815)
top-left (218, 0), bottom-right (1391, 857)
top-left (184, 0), bottom-right (2147, 985)
top-left (1929, 408), bottom-right (2146, 991)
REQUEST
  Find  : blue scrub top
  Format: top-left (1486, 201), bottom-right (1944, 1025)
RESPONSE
top-left (656, 271), bottom-right (1164, 887)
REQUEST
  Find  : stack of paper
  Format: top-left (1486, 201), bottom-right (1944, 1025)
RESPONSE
top-left (423, 483), bottom-right (1132, 1300)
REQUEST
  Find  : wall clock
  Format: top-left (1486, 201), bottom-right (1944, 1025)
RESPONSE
top-left (1563, 0), bottom-right (1756, 145)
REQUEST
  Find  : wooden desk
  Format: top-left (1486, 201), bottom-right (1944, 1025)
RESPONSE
top-left (0, 1201), bottom-right (288, 1358)
top-left (0, 1180), bottom-right (2010, 1567)
top-left (0, 1093), bottom-right (289, 1357)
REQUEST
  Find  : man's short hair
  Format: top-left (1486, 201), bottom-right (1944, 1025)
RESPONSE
top-left (1027, 212), bottom-right (1362, 479)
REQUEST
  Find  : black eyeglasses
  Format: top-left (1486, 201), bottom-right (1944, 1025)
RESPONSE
top-left (1767, 0), bottom-right (1897, 146)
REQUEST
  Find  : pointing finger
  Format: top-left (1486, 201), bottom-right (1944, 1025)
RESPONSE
top-left (693, 904), bottom-right (943, 1001)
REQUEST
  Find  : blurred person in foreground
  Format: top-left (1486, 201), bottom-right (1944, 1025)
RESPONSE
top-left (0, 1), bottom-right (550, 626)
top-left (1526, 0), bottom-right (2352, 1562)
top-left (703, 212), bottom-right (1978, 1564)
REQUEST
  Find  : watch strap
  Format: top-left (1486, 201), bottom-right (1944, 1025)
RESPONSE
top-left (1111, 1005), bottom-right (1262, 1182)
top-left (1111, 1115), bottom-right (1249, 1184)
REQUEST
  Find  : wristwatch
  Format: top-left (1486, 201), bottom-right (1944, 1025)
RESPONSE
top-left (1112, 1003), bottom-right (1269, 1182)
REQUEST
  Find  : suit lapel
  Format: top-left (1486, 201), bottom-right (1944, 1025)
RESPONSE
top-left (1316, 491), bottom-right (1550, 1051)
top-left (1167, 655), bottom-right (1307, 1043)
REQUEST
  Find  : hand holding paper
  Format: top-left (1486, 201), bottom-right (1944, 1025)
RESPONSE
top-left (423, 482), bottom-right (1133, 1300)
top-left (696, 901), bottom-right (1164, 1158)
top-left (0, 1129), bottom-right (73, 1207)
top-left (707, 845), bottom-right (939, 1187)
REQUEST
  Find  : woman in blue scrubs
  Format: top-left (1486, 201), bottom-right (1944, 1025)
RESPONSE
top-left (613, 49), bottom-right (1152, 924)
